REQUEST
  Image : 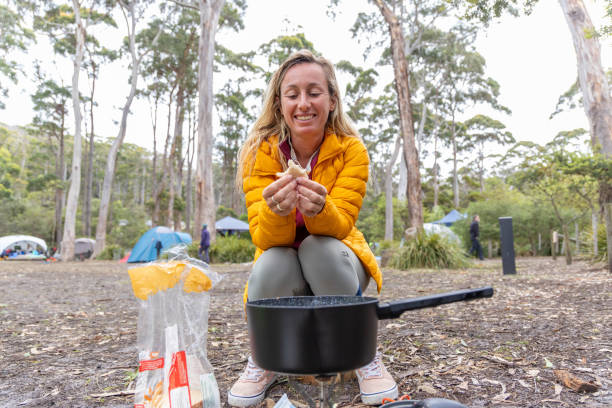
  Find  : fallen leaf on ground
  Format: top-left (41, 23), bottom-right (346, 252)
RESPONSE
top-left (418, 383), bottom-right (437, 394)
top-left (517, 380), bottom-right (531, 388)
top-left (492, 392), bottom-right (510, 402)
top-left (543, 357), bottom-right (554, 368)
top-left (553, 369), bottom-right (600, 393)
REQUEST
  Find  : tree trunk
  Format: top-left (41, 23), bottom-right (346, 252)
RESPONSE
top-left (592, 209), bottom-right (598, 257)
top-left (185, 112), bottom-right (195, 233)
top-left (559, 0), bottom-right (612, 270)
top-left (431, 120), bottom-right (441, 208)
top-left (94, 3), bottom-right (152, 257)
top-left (384, 136), bottom-right (402, 240)
top-left (575, 221), bottom-right (579, 254)
top-left (194, 0), bottom-right (225, 240)
top-left (61, 0), bottom-right (85, 261)
top-left (452, 122), bottom-right (459, 208)
top-left (169, 85), bottom-right (185, 230)
top-left (54, 118), bottom-right (65, 246)
top-left (562, 223), bottom-right (573, 265)
top-left (397, 154), bottom-right (407, 201)
top-left (152, 85), bottom-right (176, 226)
top-left (374, 0), bottom-right (423, 230)
top-left (84, 61), bottom-right (95, 237)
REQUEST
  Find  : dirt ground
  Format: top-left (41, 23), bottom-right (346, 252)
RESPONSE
top-left (0, 257), bottom-right (610, 408)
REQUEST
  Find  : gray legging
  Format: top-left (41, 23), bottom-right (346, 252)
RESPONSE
top-left (247, 235), bottom-right (370, 301)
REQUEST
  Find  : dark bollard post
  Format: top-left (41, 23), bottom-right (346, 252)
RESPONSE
top-left (499, 217), bottom-right (516, 275)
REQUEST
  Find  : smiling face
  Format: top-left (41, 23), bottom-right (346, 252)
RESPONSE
top-left (279, 63), bottom-right (336, 143)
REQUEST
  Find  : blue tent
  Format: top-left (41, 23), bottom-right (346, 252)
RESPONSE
top-left (215, 216), bottom-right (249, 236)
top-left (127, 226), bottom-right (192, 263)
top-left (432, 209), bottom-right (467, 227)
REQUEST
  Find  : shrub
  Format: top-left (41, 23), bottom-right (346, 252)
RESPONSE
top-left (209, 236), bottom-right (255, 263)
top-left (390, 232), bottom-right (470, 269)
top-left (96, 244), bottom-right (124, 260)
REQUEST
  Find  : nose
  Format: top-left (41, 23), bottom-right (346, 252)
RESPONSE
top-left (297, 92), bottom-right (310, 111)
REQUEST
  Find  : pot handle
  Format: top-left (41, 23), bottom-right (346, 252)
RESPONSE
top-left (376, 286), bottom-right (494, 320)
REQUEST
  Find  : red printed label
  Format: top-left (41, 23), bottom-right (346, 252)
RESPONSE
top-left (139, 357), bottom-right (164, 372)
top-left (168, 351), bottom-right (191, 408)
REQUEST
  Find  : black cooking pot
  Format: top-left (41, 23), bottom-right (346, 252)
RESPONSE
top-left (246, 286), bottom-right (493, 374)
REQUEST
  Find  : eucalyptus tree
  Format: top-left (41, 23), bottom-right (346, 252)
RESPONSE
top-left (333, 0), bottom-right (460, 230)
top-left (93, 0), bottom-right (161, 258)
top-left (0, 1), bottom-right (35, 109)
top-left (214, 79), bottom-right (253, 212)
top-left (508, 136), bottom-right (595, 265)
top-left (462, 114), bottom-right (514, 192)
top-left (34, 1), bottom-right (86, 259)
top-left (434, 23), bottom-right (510, 208)
top-left (82, 44), bottom-right (118, 238)
top-left (453, 0), bottom-right (612, 268)
top-left (193, 0), bottom-right (247, 241)
top-left (30, 67), bottom-right (71, 246)
top-left (34, 2), bottom-right (117, 240)
top-left (258, 32), bottom-right (316, 80)
top-left (337, 60), bottom-right (402, 240)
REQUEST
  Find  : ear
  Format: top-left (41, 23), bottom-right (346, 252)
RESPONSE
top-left (275, 96), bottom-right (283, 116)
top-left (330, 97), bottom-right (336, 112)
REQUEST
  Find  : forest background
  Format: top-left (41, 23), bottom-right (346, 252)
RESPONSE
top-left (0, 0), bottom-right (611, 263)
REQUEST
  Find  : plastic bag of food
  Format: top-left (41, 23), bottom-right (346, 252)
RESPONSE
top-left (129, 246), bottom-right (222, 408)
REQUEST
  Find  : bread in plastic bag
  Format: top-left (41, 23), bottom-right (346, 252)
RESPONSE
top-left (129, 245), bottom-right (222, 408)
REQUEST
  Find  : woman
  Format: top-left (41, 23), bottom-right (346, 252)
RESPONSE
top-left (228, 50), bottom-right (397, 407)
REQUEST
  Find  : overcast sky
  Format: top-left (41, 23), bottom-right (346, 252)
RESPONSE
top-left (2, 0), bottom-right (610, 157)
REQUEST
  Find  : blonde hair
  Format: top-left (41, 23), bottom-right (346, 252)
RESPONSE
top-left (235, 50), bottom-right (359, 189)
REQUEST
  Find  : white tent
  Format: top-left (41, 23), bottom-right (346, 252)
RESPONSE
top-left (75, 238), bottom-right (95, 258)
top-left (423, 223), bottom-right (461, 245)
top-left (0, 235), bottom-right (47, 254)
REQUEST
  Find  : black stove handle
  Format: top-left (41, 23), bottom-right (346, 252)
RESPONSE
top-left (377, 286), bottom-right (494, 320)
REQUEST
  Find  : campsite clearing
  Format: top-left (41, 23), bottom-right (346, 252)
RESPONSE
top-left (0, 258), bottom-right (610, 407)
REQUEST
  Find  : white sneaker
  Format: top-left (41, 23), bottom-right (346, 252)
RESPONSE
top-left (228, 357), bottom-right (277, 407)
top-left (355, 352), bottom-right (398, 405)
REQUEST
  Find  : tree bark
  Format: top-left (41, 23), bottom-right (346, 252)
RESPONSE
top-left (84, 60), bottom-right (96, 237)
top-left (384, 136), bottom-right (402, 240)
top-left (94, 2), bottom-right (155, 257)
top-left (397, 154), bottom-right (407, 201)
top-left (373, 0), bottom-right (423, 230)
top-left (194, 0), bottom-right (225, 240)
top-left (559, 0), bottom-right (612, 270)
top-left (61, 0), bottom-right (85, 261)
top-left (451, 120), bottom-right (459, 208)
top-left (592, 209), bottom-right (598, 257)
top-left (54, 115), bottom-right (65, 246)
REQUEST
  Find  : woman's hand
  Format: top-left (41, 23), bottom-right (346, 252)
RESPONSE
top-left (296, 177), bottom-right (327, 217)
top-left (263, 175), bottom-right (298, 216)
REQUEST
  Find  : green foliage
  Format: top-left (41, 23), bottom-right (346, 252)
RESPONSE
top-left (209, 236), bottom-right (255, 263)
top-left (216, 205), bottom-right (238, 219)
top-left (0, 4), bottom-right (35, 109)
top-left (424, 206), bottom-right (446, 223)
top-left (390, 233), bottom-right (470, 269)
top-left (106, 202), bottom-right (149, 250)
top-left (185, 241), bottom-right (200, 259)
top-left (96, 244), bottom-right (124, 261)
top-left (357, 194), bottom-right (409, 242)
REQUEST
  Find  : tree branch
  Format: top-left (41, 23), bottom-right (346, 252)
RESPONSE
top-left (167, 0), bottom-right (198, 11)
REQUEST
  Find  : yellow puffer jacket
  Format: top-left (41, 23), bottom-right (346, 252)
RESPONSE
top-left (243, 132), bottom-right (382, 299)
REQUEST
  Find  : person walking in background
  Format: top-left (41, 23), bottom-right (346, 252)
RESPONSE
top-left (469, 215), bottom-right (484, 260)
top-left (155, 240), bottom-right (163, 259)
top-left (199, 224), bottom-right (210, 263)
